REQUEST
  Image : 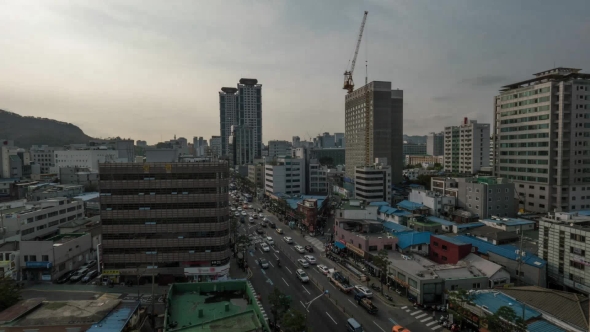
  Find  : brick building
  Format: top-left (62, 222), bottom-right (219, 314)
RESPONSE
top-left (429, 234), bottom-right (472, 264)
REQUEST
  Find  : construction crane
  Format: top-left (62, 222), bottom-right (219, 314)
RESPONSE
top-left (343, 11), bottom-right (368, 94)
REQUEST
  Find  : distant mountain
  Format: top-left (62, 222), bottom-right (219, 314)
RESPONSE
top-left (403, 135), bottom-right (427, 144)
top-left (0, 109), bottom-right (93, 148)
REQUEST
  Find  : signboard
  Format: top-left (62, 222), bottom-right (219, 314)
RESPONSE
top-left (573, 247), bottom-right (583, 255)
top-left (572, 254), bottom-right (590, 267)
top-left (25, 261), bottom-right (52, 269)
top-left (184, 264), bottom-right (230, 276)
top-left (562, 277), bottom-right (590, 294)
top-left (102, 270), bottom-right (120, 276)
top-left (165, 164), bottom-right (172, 173)
top-left (143, 164), bottom-right (150, 173)
top-left (393, 276), bottom-right (409, 289)
top-left (345, 243), bottom-right (365, 257)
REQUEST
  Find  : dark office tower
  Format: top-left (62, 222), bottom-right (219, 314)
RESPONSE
top-left (99, 161), bottom-right (231, 282)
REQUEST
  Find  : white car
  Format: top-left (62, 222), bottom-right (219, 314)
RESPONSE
top-left (234, 212), bottom-right (240, 217)
top-left (296, 269), bottom-right (309, 283)
top-left (354, 285), bottom-right (373, 298)
top-left (265, 236), bottom-right (274, 245)
top-left (237, 207), bottom-right (242, 211)
top-left (259, 213), bottom-right (264, 218)
top-left (304, 255), bottom-right (316, 265)
top-left (249, 217), bottom-right (255, 223)
top-left (241, 211), bottom-right (248, 216)
top-left (230, 207), bottom-right (236, 211)
top-left (297, 258), bottom-right (310, 268)
top-left (294, 245), bottom-right (305, 254)
top-left (260, 243), bottom-right (270, 252)
top-left (284, 236), bottom-right (293, 244)
top-left (263, 217), bottom-right (270, 222)
top-left (249, 205), bottom-right (254, 209)
top-left (317, 265), bottom-right (329, 275)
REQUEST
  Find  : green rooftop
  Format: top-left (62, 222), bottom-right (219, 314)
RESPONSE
top-left (165, 281), bottom-right (270, 332)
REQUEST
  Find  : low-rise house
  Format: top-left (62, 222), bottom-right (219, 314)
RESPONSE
top-left (395, 231), bottom-right (431, 255)
top-left (466, 225), bottom-right (519, 245)
top-left (334, 219), bottom-right (396, 258)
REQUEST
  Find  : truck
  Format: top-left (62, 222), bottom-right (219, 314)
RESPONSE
top-left (358, 297), bottom-right (378, 314)
top-left (327, 269), bottom-right (353, 293)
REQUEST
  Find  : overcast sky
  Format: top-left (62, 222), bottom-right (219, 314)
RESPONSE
top-left (1, 1), bottom-right (589, 145)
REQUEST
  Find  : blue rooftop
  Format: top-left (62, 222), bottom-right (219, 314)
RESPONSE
top-left (378, 205), bottom-right (412, 217)
top-left (455, 222), bottom-right (485, 229)
top-left (369, 201), bottom-right (390, 206)
top-left (426, 216), bottom-right (456, 226)
top-left (285, 195), bottom-right (328, 210)
top-left (86, 301), bottom-right (140, 332)
top-left (396, 231), bottom-right (432, 249)
top-left (483, 218), bottom-right (535, 226)
top-left (383, 221), bottom-right (411, 233)
top-left (397, 200), bottom-right (427, 211)
top-left (454, 235), bottom-right (546, 268)
top-left (527, 320), bottom-right (565, 332)
top-left (472, 292), bottom-right (541, 321)
top-left (577, 210), bottom-right (590, 216)
top-left (432, 234), bottom-right (468, 246)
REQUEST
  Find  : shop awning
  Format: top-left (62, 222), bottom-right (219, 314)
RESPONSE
top-left (334, 241), bottom-right (346, 249)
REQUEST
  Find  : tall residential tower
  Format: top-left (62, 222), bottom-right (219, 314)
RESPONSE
top-left (444, 118), bottom-right (490, 174)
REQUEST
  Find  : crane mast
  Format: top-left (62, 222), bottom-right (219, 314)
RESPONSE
top-left (343, 11), bottom-right (368, 94)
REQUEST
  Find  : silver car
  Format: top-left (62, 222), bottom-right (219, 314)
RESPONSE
top-left (297, 258), bottom-right (310, 268)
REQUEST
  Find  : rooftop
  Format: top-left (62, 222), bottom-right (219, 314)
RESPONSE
top-left (378, 205), bottom-right (412, 217)
top-left (425, 216), bottom-right (455, 226)
top-left (368, 201), bottom-right (389, 206)
top-left (73, 192), bottom-right (100, 201)
top-left (385, 251), bottom-right (437, 279)
top-left (432, 234), bottom-right (468, 246)
top-left (382, 221), bottom-right (411, 233)
top-left (454, 235), bottom-right (546, 268)
top-left (470, 291), bottom-right (541, 321)
top-left (86, 301), bottom-right (140, 332)
top-left (397, 200), bottom-right (428, 211)
top-left (460, 253), bottom-right (504, 278)
top-left (468, 226), bottom-right (520, 241)
top-left (285, 195), bottom-right (327, 210)
top-left (483, 217), bottom-right (535, 227)
top-left (45, 233), bottom-right (86, 246)
top-left (395, 231), bottom-right (432, 249)
top-left (338, 199), bottom-right (366, 211)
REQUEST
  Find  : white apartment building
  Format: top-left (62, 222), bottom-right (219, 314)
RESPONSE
top-left (354, 158), bottom-right (392, 203)
top-left (539, 211), bottom-right (590, 294)
top-left (408, 189), bottom-right (456, 217)
top-left (268, 140), bottom-right (291, 158)
top-left (309, 159), bottom-right (328, 194)
top-left (444, 118), bottom-right (490, 174)
top-left (427, 132), bottom-right (444, 156)
top-left (31, 145), bottom-right (64, 174)
top-left (264, 156), bottom-right (306, 195)
top-left (495, 67), bottom-right (590, 213)
top-left (54, 149), bottom-right (120, 171)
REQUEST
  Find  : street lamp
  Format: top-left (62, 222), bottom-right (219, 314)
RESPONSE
top-left (304, 290), bottom-right (329, 310)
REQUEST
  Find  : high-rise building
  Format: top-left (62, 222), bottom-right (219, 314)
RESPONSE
top-left (228, 125), bottom-right (254, 167)
top-left (334, 133), bottom-right (345, 147)
top-left (489, 136), bottom-right (494, 167)
top-left (318, 133), bottom-right (335, 148)
top-left (403, 143), bottom-right (427, 156)
top-left (494, 68), bottom-right (590, 213)
top-left (354, 158), bottom-right (392, 203)
top-left (219, 88), bottom-right (238, 157)
top-left (268, 140), bottom-right (291, 158)
top-left (444, 118), bottom-right (490, 174)
top-left (99, 161), bottom-right (231, 281)
top-left (209, 136), bottom-right (222, 158)
top-left (344, 81), bottom-right (403, 185)
top-left (427, 132), bottom-right (444, 156)
top-left (264, 156), bottom-right (306, 195)
top-left (292, 136), bottom-right (301, 148)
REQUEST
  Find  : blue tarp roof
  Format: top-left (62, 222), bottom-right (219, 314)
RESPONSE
top-left (472, 292), bottom-right (541, 321)
top-left (87, 301), bottom-right (140, 332)
top-left (527, 320), bottom-right (566, 332)
top-left (378, 206), bottom-right (412, 217)
top-left (383, 221), bottom-right (411, 233)
top-left (334, 241), bottom-right (346, 249)
top-left (369, 201), bottom-right (390, 206)
top-left (396, 231), bottom-right (432, 249)
top-left (576, 210), bottom-right (590, 216)
top-left (455, 222), bottom-right (485, 229)
top-left (397, 200), bottom-right (426, 211)
top-left (285, 195), bottom-right (328, 210)
top-left (454, 235), bottom-right (546, 268)
top-left (432, 234), bottom-right (468, 246)
top-left (426, 216), bottom-right (455, 226)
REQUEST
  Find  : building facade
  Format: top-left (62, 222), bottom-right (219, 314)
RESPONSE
top-left (310, 147), bottom-right (345, 166)
top-left (403, 143), bottom-right (427, 156)
top-left (264, 157), bottom-right (306, 195)
top-left (344, 81), bottom-right (403, 185)
top-left (453, 177), bottom-right (518, 219)
top-left (354, 159), bottom-right (392, 203)
top-left (429, 235), bottom-right (473, 264)
top-left (267, 140), bottom-right (291, 158)
top-left (31, 145), bottom-right (64, 174)
top-left (444, 119), bottom-right (490, 174)
top-left (59, 167), bottom-right (99, 187)
top-left (427, 132), bottom-right (444, 156)
top-left (405, 155), bottom-right (444, 166)
top-left (247, 163), bottom-right (264, 189)
top-left (98, 162), bottom-right (231, 281)
top-left (494, 67), bottom-right (590, 213)
top-left (54, 149), bottom-right (120, 171)
top-left (209, 136), bottom-right (221, 158)
top-left (228, 125), bottom-right (255, 166)
top-left (308, 159), bottom-right (328, 195)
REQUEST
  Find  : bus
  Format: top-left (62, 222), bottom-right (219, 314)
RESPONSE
top-left (244, 193), bottom-right (253, 202)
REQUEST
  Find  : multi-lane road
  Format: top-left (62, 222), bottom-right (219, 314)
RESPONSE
top-left (241, 200), bottom-right (449, 332)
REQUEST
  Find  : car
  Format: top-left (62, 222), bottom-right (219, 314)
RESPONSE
top-left (82, 270), bottom-right (99, 283)
top-left (256, 228), bottom-right (264, 234)
top-left (296, 269), bottom-right (309, 283)
top-left (259, 213), bottom-right (264, 218)
top-left (251, 214), bottom-right (258, 219)
top-left (303, 255), bottom-right (316, 265)
top-left (276, 228), bottom-right (283, 234)
top-left (56, 270), bottom-right (76, 284)
top-left (269, 221), bottom-right (276, 229)
top-left (294, 245), bottom-right (305, 254)
top-left (263, 217), bottom-right (270, 222)
top-left (249, 217), bottom-right (255, 223)
top-left (249, 205), bottom-right (254, 209)
top-left (265, 236), bottom-right (274, 245)
top-left (258, 258), bottom-right (270, 269)
top-left (69, 268), bottom-right (90, 283)
top-left (354, 285), bottom-right (373, 298)
top-left (234, 212), bottom-right (240, 217)
top-left (317, 265), bottom-right (329, 275)
top-left (237, 207), bottom-right (242, 211)
top-left (284, 236), bottom-right (293, 244)
top-left (304, 245), bottom-right (314, 253)
top-left (260, 222), bottom-right (267, 228)
top-left (83, 260), bottom-right (97, 269)
top-left (241, 211), bottom-right (248, 216)
top-left (260, 243), bottom-right (270, 252)
top-left (231, 207), bottom-right (236, 211)
top-left (297, 258), bottom-right (310, 268)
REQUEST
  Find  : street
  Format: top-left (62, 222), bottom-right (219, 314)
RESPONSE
top-left (244, 199), bottom-right (448, 332)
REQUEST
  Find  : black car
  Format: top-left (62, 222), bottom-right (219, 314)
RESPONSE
top-left (305, 245), bottom-right (314, 253)
top-left (269, 221), bottom-right (276, 229)
top-left (256, 228), bottom-right (264, 234)
top-left (56, 270), bottom-right (76, 284)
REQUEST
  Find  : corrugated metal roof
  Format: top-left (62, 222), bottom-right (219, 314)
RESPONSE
top-left (369, 201), bottom-right (389, 206)
top-left (382, 221), bottom-right (411, 233)
top-left (527, 320), bottom-right (565, 332)
top-left (426, 216), bottom-right (455, 226)
top-left (472, 292), bottom-right (541, 321)
top-left (86, 301), bottom-right (139, 332)
top-left (378, 206), bottom-right (412, 216)
top-left (396, 231), bottom-right (431, 249)
top-left (432, 234), bottom-right (467, 246)
top-left (397, 200), bottom-right (426, 211)
top-left (454, 235), bottom-right (546, 267)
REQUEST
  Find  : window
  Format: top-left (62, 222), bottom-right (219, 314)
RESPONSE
top-left (442, 256), bottom-right (448, 261)
top-left (571, 260), bottom-right (586, 270)
top-left (433, 241), bottom-right (439, 247)
top-left (42, 255), bottom-right (49, 261)
top-left (442, 245), bottom-right (448, 251)
top-left (571, 234), bottom-right (586, 242)
top-left (473, 283), bottom-right (481, 289)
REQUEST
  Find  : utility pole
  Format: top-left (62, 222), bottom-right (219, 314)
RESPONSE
top-left (516, 225), bottom-right (524, 286)
top-left (150, 250), bottom-right (156, 315)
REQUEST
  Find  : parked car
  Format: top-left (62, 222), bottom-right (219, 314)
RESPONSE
top-left (257, 258), bottom-right (270, 269)
top-left (56, 270), bottom-right (76, 284)
top-left (354, 285), bottom-right (373, 298)
top-left (283, 236), bottom-right (293, 244)
top-left (248, 205), bottom-right (254, 209)
top-left (82, 270), bottom-right (99, 283)
top-left (241, 211), bottom-right (248, 216)
top-left (304, 255), bottom-right (316, 265)
top-left (261, 243), bottom-right (270, 252)
top-left (258, 213), bottom-right (264, 218)
top-left (256, 228), bottom-right (264, 234)
top-left (297, 258), bottom-right (310, 268)
top-left (294, 245), bottom-right (305, 254)
top-left (234, 212), bottom-right (240, 217)
top-left (269, 221), bottom-right (276, 229)
top-left (69, 268), bottom-right (90, 283)
top-left (82, 260), bottom-right (97, 269)
top-left (317, 265), bottom-right (329, 275)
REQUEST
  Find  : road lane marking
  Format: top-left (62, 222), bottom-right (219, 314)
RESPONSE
top-left (372, 321), bottom-right (385, 332)
top-left (401, 306), bottom-right (407, 309)
top-left (421, 316), bottom-right (433, 323)
top-left (300, 301), bottom-right (309, 312)
top-left (258, 249), bottom-right (264, 254)
top-left (411, 310), bottom-right (422, 316)
top-left (326, 312), bottom-right (337, 324)
top-left (268, 261), bottom-right (274, 267)
top-left (426, 321), bottom-right (437, 326)
top-left (431, 325), bottom-right (442, 331)
top-left (285, 267), bottom-right (292, 274)
top-left (274, 253), bottom-right (279, 259)
top-left (416, 313), bottom-right (428, 319)
top-left (302, 285), bottom-right (311, 294)
top-left (282, 278), bottom-right (289, 287)
top-left (405, 309), bottom-right (411, 312)
top-left (389, 318), bottom-right (398, 325)
top-left (348, 299), bottom-right (358, 307)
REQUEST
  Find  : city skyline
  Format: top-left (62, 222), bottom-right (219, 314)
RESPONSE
top-left (1, 1), bottom-right (589, 144)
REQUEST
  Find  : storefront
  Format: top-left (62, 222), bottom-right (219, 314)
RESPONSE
top-left (22, 261), bottom-right (52, 281)
top-left (346, 243), bottom-right (366, 261)
top-left (102, 269), bottom-right (120, 284)
top-left (184, 263), bottom-right (230, 282)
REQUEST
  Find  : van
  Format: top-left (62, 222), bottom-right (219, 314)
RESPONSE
top-left (347, 318), bottom-right (363, 332)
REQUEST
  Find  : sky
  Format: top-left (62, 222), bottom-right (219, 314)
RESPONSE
top-left (1, 0), bottom-right (589, 145)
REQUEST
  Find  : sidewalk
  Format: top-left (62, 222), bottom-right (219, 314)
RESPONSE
top-left (229, 252), bottom-right (251, 280)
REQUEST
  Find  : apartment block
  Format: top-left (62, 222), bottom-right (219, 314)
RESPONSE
top-left (59, 166), bottom-right (99, 187)
top-left (494, 67), bottom-right (590, 213)
top-left (354, 159), bottom-right (392, 203)
top-left (31, 145), bottom-right (64, 174)
top-left (309, 159), bottom-right (328, 195)
top-left (247, 163), bottom-right (265, 189)
top-left (99, 162), bottom-right (231, 281)
top-left (408, 189), bottom-right (456, 217)
top-left (444, 118), bottom-right (490, 174)
top-left (209, 136), bottom-right (221, 158)
top-left (310, 147), bottom-right (345, 167)
top-left (268, 140), bottom-right (291, 158)
top-left (228, 125), bottom-right (254, 166)
top-left (446, 176), bottom-right (518, 219)
top-left (405, 155), bottom-right (444, 166)
top-left (345, 81), bottom-right (403, 185)
top-left (427, 132), bottom-right (444, 156)
top-left (264, 156), bottom-right (306, 195)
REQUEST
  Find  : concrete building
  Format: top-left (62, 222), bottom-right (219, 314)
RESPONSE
top-left (405, 155), bottom-right (444, 167)
top-left (444, 118), bottom-right (490, 174)
top-left (267, 140), bottom-right (291, 158)
top-left (209, 135), bottom-right (221, 158)
top-left (228, 125), bottom-right (255, 166)
top-left (0, 241), bottom-right (20, 280)
top-left (489, 136), bottom-right (494, 167)
top-left (54, 148), bottom-right (120, 171)
top-left (27, 183), bottom-right (84, 201)
top-left (59, 166), bottom-right (99, 187)
top-left (408, 188), bottom-right (456, 217)
top-left (494, 67), bottom-right (590, 213)
top-left (30, 145), bottom-right (64, 174)
top-left (386, 251), bottom-right (444, 305)
top-left (403, 143), bottom-right (427, 156)
top-left (145, 148), bottom-right (179, 162)
top-left (427, 132), bottom-right (444, 156)
top-left (334, 132), bottom-right (345, 148)
top-left (334, 218), bottom-right (396, 254)
top-left (264, 156), bottom-right (306, 195)
top-left (344, 81), bottom-right (403, 185)
top-left (354, 159), bottom-right (392, 203)
top-left (308, 159), bottom-right (328, 195)
top-left (292, 136), bottom-right (301, 148)
top-left (539, 211), bottom-right (590, 294)
top-left (219, 79), bottom-right (262, 158)
top-left (247, 163), bottom-right (264, 189)
top-left (99, 162), bottom-right (231, 282)
top-left (20, 233), bottom-right (93, 282)
top-left (310, 147), bottom-right (345, 166)
top-left (136, 140), bottom-right (147, 147)
top-left (429, 235), bottom-right (472, 264)
top-left (479, 217), bottom-right (536, 232)
top-left (316, 132), bottom-right (335, 148)
top-left (0, 141), bottom-right (25, 179)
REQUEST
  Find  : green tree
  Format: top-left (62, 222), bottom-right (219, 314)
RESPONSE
top-left (281, 308), bottom-right (308, 332)
top-left (447, 289), bottom-right (475, 330)
top-left (372, 249), bottom-right (391, 293)
top-left (268, 287), bottom-right (292, 326)
top-left (486, 306), bottom-right (526, 332)
top-left (0, 276), bottom-right (21, 311)
top-left (433, 162), bottom-right (442, 170)
top-left (235, 234), bottom-right (252, 253)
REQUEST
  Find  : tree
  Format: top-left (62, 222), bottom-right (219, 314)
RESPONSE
top-left (372, 249), bottom-right (391, 293)
top-left (281, 308), bottom-right (308, 332)
top-left (433, 162), bottom-right (442, 170)
top-left (230, 217), bottom-right (240, 251)
top-left (486, 306), bottom-right (527, 332)
top-left (319, 156), bottom-right (334, 167)
top-left (447, 289), bottom-right (475, 330)
top-left (268, 287), bottom-right (292, 326)
top-left (235, 234), bottom-right (252, 254)
top-left (0, 276), bottom-right (21, 311)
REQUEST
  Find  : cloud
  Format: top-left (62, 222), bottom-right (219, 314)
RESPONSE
top-left (459, 75), bottom-right (509, 87)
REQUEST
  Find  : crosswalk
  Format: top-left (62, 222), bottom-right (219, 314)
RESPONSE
top-left (304, 235), bottom-right (326, 252)
top-left (400, 306), bottom-right (443, 331)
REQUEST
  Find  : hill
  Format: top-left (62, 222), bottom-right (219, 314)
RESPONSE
top-left (0, 109), bottom-right (93, 148)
